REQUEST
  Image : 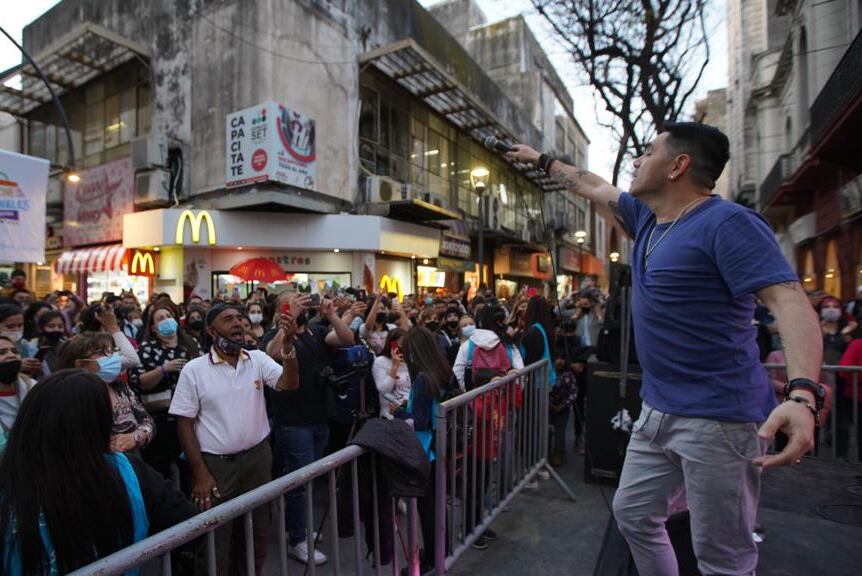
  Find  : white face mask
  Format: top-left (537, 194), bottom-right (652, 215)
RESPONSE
top-left (2, 330), bottom-right (23, 343)
top-left (821, 308), bottom-right (842, 322)
top-left (131, 318), bottom-right (144, 328)
top-left (249, 313), bottom-right (263, 325)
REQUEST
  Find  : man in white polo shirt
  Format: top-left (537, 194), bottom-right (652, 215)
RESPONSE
top-left (170, 301), bottom-right (299, 576)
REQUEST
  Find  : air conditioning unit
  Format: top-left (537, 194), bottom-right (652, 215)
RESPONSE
top-left (419, 191), bottom-right (450, 210)
top-left (481, 194), bottom-right (501, 231)
top-left (132, 134), bottom-right (168, 170)
top-left (365, 175), bottom-right (408, 203)
top-left (135, 169), bottom-right (171, 207)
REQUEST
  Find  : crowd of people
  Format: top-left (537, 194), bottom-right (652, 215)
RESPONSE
top-left (0, 266), bottom-right (606, 575)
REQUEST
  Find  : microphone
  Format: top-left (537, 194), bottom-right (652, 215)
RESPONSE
top-left (483, 135), bottom-right (512, 154)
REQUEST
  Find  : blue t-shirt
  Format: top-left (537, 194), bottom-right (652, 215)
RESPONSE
top-left (617, 192), bottom-right (798, 422)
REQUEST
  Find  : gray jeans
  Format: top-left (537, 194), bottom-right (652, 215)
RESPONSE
top-left (612, 402), bottom-right (766, 576)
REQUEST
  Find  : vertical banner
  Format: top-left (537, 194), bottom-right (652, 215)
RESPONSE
top-left (225, 101), bottom-right (316, 190)
top-left (183, 248), bottom-right (212, 301)
top-left (63, 157), bottom-right (135, 246)
top-left (0, 150), bottom-right (49, 263)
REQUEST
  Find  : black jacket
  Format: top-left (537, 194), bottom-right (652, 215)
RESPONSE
top-left (350, 418), bottom-right (431, 497)
top-left (127, 455), bottom-right (198, 534)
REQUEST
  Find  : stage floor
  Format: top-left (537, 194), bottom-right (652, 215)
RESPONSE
top-left (449, 450), bottom-right (862, 576)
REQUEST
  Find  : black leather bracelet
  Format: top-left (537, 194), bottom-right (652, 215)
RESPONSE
top-left (537, 153), bottom-right (550, 172)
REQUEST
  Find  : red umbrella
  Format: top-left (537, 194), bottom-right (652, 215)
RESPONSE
top-left (229, 258), bottom-right (287, 283)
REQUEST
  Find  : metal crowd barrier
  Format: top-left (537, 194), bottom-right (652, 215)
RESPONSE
top-left (71, 360), bottom-right (571, 576)
top-left (70, 445), bottom-right (424, 576)
top-left (764, 363), bottom-right (862, 463)
top-left (433, 358), bottom-right (576, 574)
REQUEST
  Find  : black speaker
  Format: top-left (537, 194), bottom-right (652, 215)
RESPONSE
top-left (584, 362), bottom-right (642, 484)
top-left (598, 263), bottom-right (638, 366)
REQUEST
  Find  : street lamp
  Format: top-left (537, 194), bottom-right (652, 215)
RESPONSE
top-left (0, 25), bottom-right (79, 181)
top-left (470, 167), bottom-right (490, 289)
top-left (609, 251), bottom-right (620, 263)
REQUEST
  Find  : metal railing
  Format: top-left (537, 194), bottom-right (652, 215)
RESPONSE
top-left (764, 364), bottom-right (861, 463)
top-left (433, 359), bottom-right (575, 574)
top-left (70, 445), bottom-right (423, 576)
top-left (72, 360), bottom-right (563, 576)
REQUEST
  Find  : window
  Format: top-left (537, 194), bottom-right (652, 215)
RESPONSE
top-left (824, 240), bottom-right (841, 298)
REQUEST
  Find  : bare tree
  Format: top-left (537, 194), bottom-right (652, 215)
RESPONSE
top-left (532, 0), bottom-right (711, 185)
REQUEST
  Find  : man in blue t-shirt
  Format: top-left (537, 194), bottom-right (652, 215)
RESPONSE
top-left (507, 123), bottom-right (824, 576)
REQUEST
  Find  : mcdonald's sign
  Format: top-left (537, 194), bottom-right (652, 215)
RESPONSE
top-left (175, 210), bottom-right (217, 245)
top-left (128, 250), bottom-right (156, 277)
top-left (379, 274), bottom-right (404, 303)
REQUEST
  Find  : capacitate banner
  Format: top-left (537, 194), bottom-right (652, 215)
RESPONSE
top-left (0, 150), bottom-right (49, 263)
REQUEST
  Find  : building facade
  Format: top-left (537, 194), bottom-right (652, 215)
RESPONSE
top-left (727, 0), bottom-right (862, 300)
top-left (0, 0), bottom-right (593, 302)
top-left (694, 88), bottom-right (731, 200)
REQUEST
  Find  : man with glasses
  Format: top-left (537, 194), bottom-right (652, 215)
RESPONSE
top-left (170, 301), bottom-right (300, 575)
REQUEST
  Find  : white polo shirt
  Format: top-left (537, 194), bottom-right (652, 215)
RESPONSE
top-left (169, 348), bottom-right (283, 455)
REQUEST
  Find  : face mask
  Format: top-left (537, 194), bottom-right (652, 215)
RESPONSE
top-left (188, 319), bottom-right (204, 331)
top-left (387, 312), bottom-right (401, 324)
top-left (249, 313), bottom-right (263, 325)
top-left (10, 278), bottom-right (25, 289)
top-left (157, 318), bottom-right (178, 337)
top-left (350, 316), bottom-right (364, 331)
top-left (43, 331), bottom-right (64, 344)
top-left (296, 311), bottom-right (308, 327)
top-left (96, 352), bottom-right (122, 383)
top-left (447, 320), bottom-right (459, 329)
top-left (215, 334), bottom-right (245, 355)
top-left (426, 321), bottom-right (440, 332)
top-left (424, 297), bottom-right (434, 306)
top-left (0, 360), bottom-right (21, 385)
top-left (821, 308), bottom-right (842, 322)
top-left (376, 312), bottom-right (388, 325)
top-left (462, 325), bottom-right (476, 339)
top-left (242, 343), bottom-right (258, 351)
top-left (131, 318), bottom-right (144, 328)
top-left (2, 331), bottom-right (22, 344)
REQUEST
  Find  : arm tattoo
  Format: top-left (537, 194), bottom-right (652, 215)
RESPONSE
top-left (775, 281), bottom-right (800, 290)
top-left (551, 165), bottom-right (586, 192)
top-left (608, 201), bottom-right (621, 215)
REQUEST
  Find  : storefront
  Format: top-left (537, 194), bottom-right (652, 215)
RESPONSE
top-left (492, 248), bottom-right (553, 300)
top-left (556, 245), bottom-right (582, 300)
top-left (123, 208), bottom-right (440, 302)
top-left (414, 231), bottom-right (475, 296)
top-left (54, 244), bottom-right (151, 303)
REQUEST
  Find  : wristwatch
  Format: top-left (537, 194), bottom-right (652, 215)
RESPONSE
top-left (133, 430), bottom-right (144, 447)
top-left (283, 346), bottom-right (297, 361)
top-left (784, 378), bottom-right (826, 411)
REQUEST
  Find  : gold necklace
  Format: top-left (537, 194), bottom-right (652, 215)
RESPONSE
top-left (644, 196), bottom-right (711, 270)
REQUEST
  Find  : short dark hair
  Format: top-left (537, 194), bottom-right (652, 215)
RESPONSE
top-left (662, 122), bottom-right (729, 189)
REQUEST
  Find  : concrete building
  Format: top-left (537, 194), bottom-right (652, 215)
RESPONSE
top-left (727, 0), bottom-right (862, 299)
top-left (694, 88), bottom-right (731, 200)
top-left (0, 0), bottom-right (591, 302)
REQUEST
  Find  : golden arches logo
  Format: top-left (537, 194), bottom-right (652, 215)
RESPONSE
top-left (379, 275), bottom-right (404, 303)
top-left (130, 251), bottom-right (155, 275)
top-left (175, 210), bottom-right (216, 245)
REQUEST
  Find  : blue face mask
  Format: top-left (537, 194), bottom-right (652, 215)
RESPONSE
top-left (462, 325), bottom-right (476, 339)
top-left (349, 316), bottom-right (364, 332)
top-left (424, 297), bottom-right (434, 306)
top-left (157, 318), bottom-right (178, 337)
top-left (96, 352), bottom-right (123, 383)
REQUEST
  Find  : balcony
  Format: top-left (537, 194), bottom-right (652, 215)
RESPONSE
top-left (810, 29), bottom-right (862, 145)
top-left (759, 154), bottom-right (792, 212)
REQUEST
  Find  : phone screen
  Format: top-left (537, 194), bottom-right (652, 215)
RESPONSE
top-left (280, 302), bottom-right (291, 315)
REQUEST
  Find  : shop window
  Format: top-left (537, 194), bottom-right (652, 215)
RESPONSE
top-left (823, 241), bottom-right (841, 297)
top-left (359, 86), bottom-right (379, 143)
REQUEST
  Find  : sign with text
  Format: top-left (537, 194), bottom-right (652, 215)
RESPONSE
top-left (64, 157), bottom-right (134, 247)
top-left (439, 231), bottom-right (471, 259)
top-left (0, 150), bottom-right (49, 262)
top-left (225, 101), bottom-right (316, 190)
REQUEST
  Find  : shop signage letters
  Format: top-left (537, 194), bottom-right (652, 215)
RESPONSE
top-left (437, 256), bottom-right (475, 273)
top-left (266, 255), bottom-right (312, 266)
top-left (175, 210), bottom-right (217, 245)
top-left (439, 232), bottom-right (471, 259)
top-left (379, 274), bottom-right (404, 303)
top-left (129, 250), bottom-right (156, 276)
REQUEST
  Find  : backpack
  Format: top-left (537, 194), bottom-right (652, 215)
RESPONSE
top-left (465, 339), bottom-right (514, 391)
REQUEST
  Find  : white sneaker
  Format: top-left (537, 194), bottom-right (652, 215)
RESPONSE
top-left (310, 530), bottom-right (324, 543)
top-left (397, 499), bottom-right (408, 515)
top-left (537, 469), bottom-right (550, 481)
top-left (289, 541), bottom-right (327, 565)
top-left (525, 480), bottom-right (539, 490)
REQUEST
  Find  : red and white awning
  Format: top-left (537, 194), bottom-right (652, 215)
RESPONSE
top-left (55, 244), bottom-right (126, 274)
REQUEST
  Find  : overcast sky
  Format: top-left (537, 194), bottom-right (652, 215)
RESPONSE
top-left (2, 0), bottom-right (728, 188)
